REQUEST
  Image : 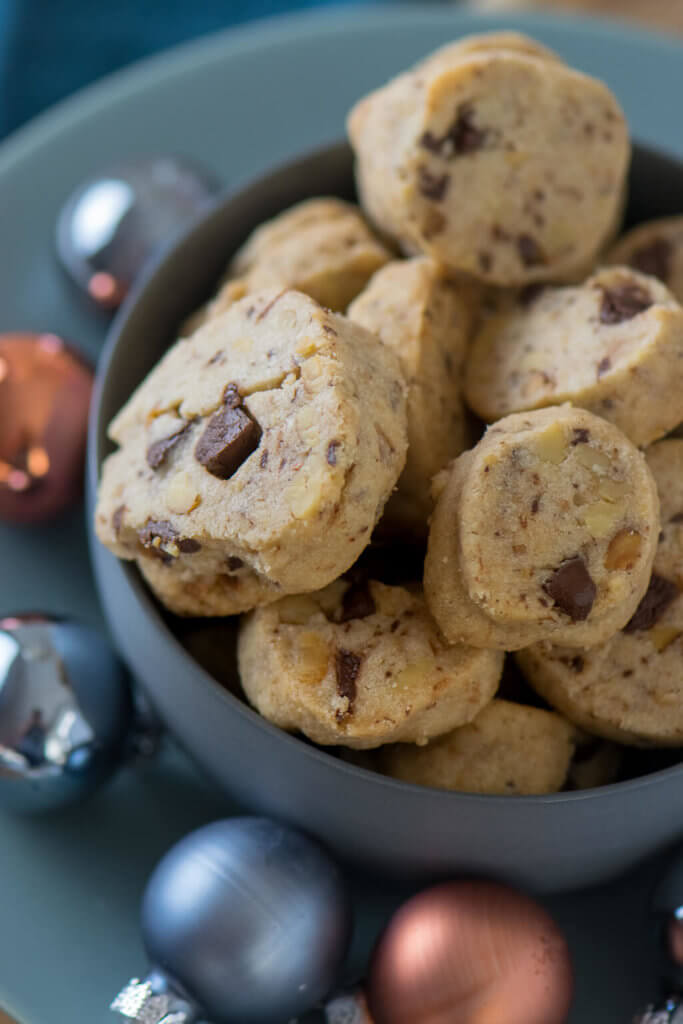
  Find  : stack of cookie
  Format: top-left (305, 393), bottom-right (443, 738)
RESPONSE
top-left (95, 32), bottom-right (683, 797)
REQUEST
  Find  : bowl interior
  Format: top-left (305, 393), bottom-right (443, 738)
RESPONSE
top-left (90, 139), bottom-right (683, 794)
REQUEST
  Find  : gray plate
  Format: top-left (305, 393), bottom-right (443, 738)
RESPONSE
top-left (1, 6), bottom-right (683, 1022)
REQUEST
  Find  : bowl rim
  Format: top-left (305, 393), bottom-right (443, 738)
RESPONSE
top-left (87, 137), bottom-right (683, 809)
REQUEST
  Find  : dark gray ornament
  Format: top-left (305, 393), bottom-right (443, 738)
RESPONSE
top-left (111, 817), bottom-right (352, 1024)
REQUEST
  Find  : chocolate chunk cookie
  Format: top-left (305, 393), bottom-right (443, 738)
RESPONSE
top-left (464, 267), bottom-right (683, 446)
top-left (95, 289), bottom-right (408, 613)
top-left (186, 199), bottom-right (393, 333)
top-left (348, 38), bottom-right (629, 285)
top-left (424, 405), bottom-right (660, 650)
top-left (237, 579), bottom-right (503, 748)
top-left (607, 216), bottom-right (683, 304)
top-left (348, 257), bottom-right (479, 536)
top-left (516, 439), bottom-right (683, 746)
top-left (371, 700), bottom-right (580, 795)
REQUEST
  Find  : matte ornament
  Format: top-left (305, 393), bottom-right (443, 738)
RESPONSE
top-left (367, 881), bottom-right (573, 1024)
top-left (56, 157), bottom-right (219, 310)
top-left (111, 817), bottom-right (352, 1024)
top-left (0, 333), bottom-right (93, 523)
top-left (0, 614), bottom-right (131, 811)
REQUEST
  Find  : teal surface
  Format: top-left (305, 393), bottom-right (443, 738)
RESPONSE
top-left (0, 6), bottom-right (681, 1021)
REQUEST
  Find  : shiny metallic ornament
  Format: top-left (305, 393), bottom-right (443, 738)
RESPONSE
top-left (367, 881), bottom-right (573, 1024)
top-left (633, 996), bottom-right (683, 1024)
top-left (0, 614), bottom-right (131, 811)
top-left (0, 333), bottom-right (93, 523)
top-left (111, 817), bottom-right (352, 1024)
top-left (56, 156), bottom-right (219, 310)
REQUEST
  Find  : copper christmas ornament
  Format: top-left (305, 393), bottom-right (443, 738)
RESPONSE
top-left (0, 332), bottom-right (93, 524)
top-left (367, 880), bottom-right (573, 1024)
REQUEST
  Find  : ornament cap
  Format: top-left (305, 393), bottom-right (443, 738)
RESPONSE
top-left (110, 977), bottom-right (198, 1024)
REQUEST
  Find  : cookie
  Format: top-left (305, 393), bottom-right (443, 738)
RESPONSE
top-left (348, 42), bottom-right (629, 285)
top-left (187, 199), bottom-right (393, 332)
top-left (607, 216), bottom-right (683, 304)
top-left (373, 700), bottom-right (579, 795)
top-left (424, 405), bottom-right (660, 650)
top-left (464, 267), bottom-right (683, 447)
top-left (348, 257), bottom-right (478, 536)
top-left (237, 578), bottom-right (503, 749)
top-left (515, 438), bottom-right (683, 747)
top-left (95, 288), bottom-right (408, 612)
top-left (416, 31), bottom-right (562, 70)
top-left (135, 553), bottom-right (282, 617)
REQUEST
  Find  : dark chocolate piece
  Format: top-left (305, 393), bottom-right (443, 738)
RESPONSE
top-left (543, 557), bottom-right (596, 621)
top-left (335, 649), bottom-right (362, 717)
top-left (177, 538), bottom-right (201, 554)
top-left (623, 574), bottom-right (678, 633)
top-left (418, 167), bottom-right (450, 201)
top-left (599, 283), bottom-right (653, 324)
top-left (195, 384), bottom-right (261, 480)
top-left (571, 428), bottom-right (590, 446)
top-left (146, 421), bottom-right (190, 469)
top-left (339, 580), bottom-right (376, 623)
top-left (327, 441), bottom-right (341, 466)
top-left (517, 234), bottom-right (545, 268)
top-left (420, 103), bottom-right (486, 158)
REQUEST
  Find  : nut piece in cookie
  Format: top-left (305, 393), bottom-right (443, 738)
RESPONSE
top-left (424, 405), bottom-right (660, 650)
top-left (349, 257), bottom-right (479, 536)
top-left (237, 578), bottom-right (503, 749)
top-left (607, 215), bottom-right (683, 304)
top-left (464, 266), bottom-right (683, 447)
top-left (515, 438), bottom-right (683, 747)
top-left (95, 288), bottom-right (408, 614)
top-left (348, 35), bottom-right (629, 285)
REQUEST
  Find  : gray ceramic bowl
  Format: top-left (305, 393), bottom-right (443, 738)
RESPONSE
top-left (88, 141), bottom-right (683, 893)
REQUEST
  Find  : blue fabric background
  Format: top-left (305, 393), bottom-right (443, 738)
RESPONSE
top-left (0, 0), bottom-right (391, 140)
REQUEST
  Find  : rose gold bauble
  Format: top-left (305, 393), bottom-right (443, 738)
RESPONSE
top-left (0, 332), bottom-right (93, 523)
top-left (367, 881), bottom-right (573, 1024)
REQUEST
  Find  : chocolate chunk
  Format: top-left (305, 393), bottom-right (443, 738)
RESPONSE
top-left (569, 655), bottom-right (584, 672)
top-left (420, 103), bottom-right (486, 158)
top-left (146, 422), bottom-right (190, 469)
top-left (177, 538), bottom-right (201, 554)
top-left (520, 283), bottom-right (545, 306)
top-left (631, 237), bottom-right (672, 283)
top-left (531, 495), bottom-right (541, 516)
top-left (195, 384), bottom-right (261, 480)
top-left (449, 103), bottom-right (487, 154)
top-left (339, 580), bottom-right (376, 623)
top-left (327, 440), bottom-right (341, 466)
top-left (517, 234), bottom-right (545, 268)
top-left (599, 283), bottom-right (653, 324)
top-left (226, 556), bottom-right (244, 571)
top-left (418, 167), bottom-right (450, 201)
top-left (596, 356), bottom-right (611, 378)
top-left (335, 649), bottom-right (362, 717)
top-left (571, 428), bottom-right (590, 446)
top-left (138, 519), bottom-right (177, 547)
top-left (112, 505), bottom-right (126, 534)
top-left (543, 557), bottom-right (597, 621)
top-left (623, 574), bottom-right (678, 633)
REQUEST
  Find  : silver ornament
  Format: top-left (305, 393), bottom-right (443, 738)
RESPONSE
top-left (0, 614), bottom-right (131, 811)
top-left (111, 817), bottom-right (352, 1024)
top-left (56, 156), bottom-right (219, 310)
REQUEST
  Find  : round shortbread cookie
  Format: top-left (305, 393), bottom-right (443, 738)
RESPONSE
top-left (237, 578), bottom-right (503, 749)
top-left (424, 406), bottom-right (660, 650)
